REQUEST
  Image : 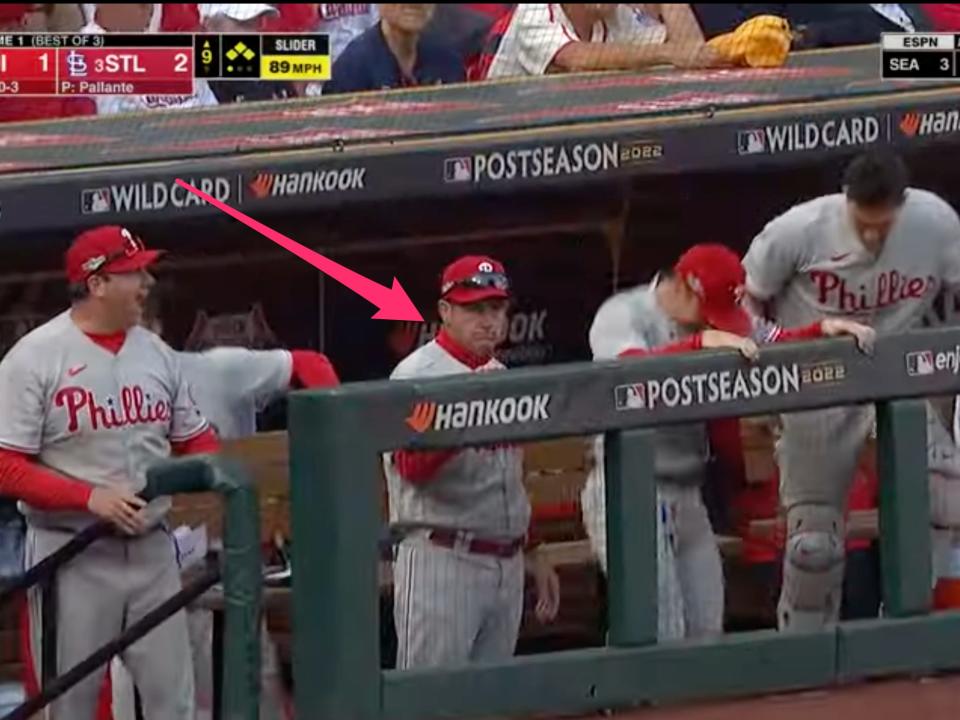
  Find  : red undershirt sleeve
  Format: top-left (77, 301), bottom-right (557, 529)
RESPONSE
top-left (290, 350), bottom-right (340, 389)
top-left (0, 449), bottom-right (92, 511)
top-left (772, 321), bottom-right (824, 343)
top-left (618, 334), bottom-right (703, 358)
top-left (393, 449), bottom-right (459, 485)
top-left (171, 426), bottom-right (221, 456)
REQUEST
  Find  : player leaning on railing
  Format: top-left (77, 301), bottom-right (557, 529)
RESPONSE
top-left (742, 149), bottom-right (960, 632)
top-left (582, 243), bottom-right (873, 640)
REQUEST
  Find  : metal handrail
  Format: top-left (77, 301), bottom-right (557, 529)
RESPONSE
top-left (3, 562), bottom-right (221, 720)
top-left (0, 454), bottom-right (262, 720)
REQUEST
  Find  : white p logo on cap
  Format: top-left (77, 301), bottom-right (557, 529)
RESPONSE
top-left (478, 261), bottom-right (494, 272)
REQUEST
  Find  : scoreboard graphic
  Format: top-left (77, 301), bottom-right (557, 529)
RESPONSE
top-left (882, 33), bottom-right (960, 79)
top-left (0, 32), bottom-right (331, 96)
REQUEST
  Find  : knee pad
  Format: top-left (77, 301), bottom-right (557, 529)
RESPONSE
top-left (778, 504), bottom-right (845, 630)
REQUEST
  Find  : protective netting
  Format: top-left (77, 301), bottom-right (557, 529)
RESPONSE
top-left (0, 5), bottom-right (938, 175)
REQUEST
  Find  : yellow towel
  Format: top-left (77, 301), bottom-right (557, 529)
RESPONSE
top-left (707, 15), bottom-right (792, 68)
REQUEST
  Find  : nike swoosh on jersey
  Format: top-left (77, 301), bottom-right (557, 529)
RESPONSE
top-left (830, 253), bottom-right (851, 262)
top-left (67, 364), bottom-right (87, 377)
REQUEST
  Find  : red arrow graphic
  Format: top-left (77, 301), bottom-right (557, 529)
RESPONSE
top-left (174, 178), bottom-right (423, 322)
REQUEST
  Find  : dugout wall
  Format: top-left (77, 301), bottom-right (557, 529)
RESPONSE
top-left (288, 327), bottom-right (960, 720)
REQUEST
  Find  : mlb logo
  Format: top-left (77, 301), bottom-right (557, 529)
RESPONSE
top-left (614, 383), bottom-right (646, 410)
top-left (737, 129), bottom-right (767, 156)
top-left (443, 157), bottom-right (472, 183)
top-left (906, 350), bottom-right (935, 377)
top-left (81, 188), bottom-right (111, 215)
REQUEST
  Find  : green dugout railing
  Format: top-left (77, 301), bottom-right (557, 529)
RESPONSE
top-left (288, 326), bottom-right (960, 720)
top-left (0, 455), bottom-right (263, 720)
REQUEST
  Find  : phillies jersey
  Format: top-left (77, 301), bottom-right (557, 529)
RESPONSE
top-left (178, 348), bottom-right (292, 440)
top-left (0, 311), bottom-right (209, 529)
top-left (383, 340), bottom-right (530, 539)
top-left (588, 279), bottom-right (709, 481)
top-left (743, 189), bottom-right (960, 332)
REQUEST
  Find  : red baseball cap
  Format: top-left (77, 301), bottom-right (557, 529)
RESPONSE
top-left (65, 226), bottom-right (163, 284)
top-left (440, 255), bottom-right (511, 305)
top-left (674, 243), bottom-right (751, 336)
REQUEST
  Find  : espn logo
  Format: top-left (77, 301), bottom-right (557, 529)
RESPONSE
top-left (405, 394), bottom-right (550, 433)
top-left (613, 383), bottom-right (646, 410)
top-left (443, 157), bottom-right (472, 183)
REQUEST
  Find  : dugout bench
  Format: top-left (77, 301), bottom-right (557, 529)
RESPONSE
top-left (287, 326), bottom-right (960, 720)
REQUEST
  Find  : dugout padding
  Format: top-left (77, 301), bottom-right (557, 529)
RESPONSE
top-left (287, 326), bottom-right (960, 720)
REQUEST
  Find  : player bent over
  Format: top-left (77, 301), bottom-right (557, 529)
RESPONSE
top-left (581, 243), bottom-right (873, 640)
top-left (0, 226), bottom-right (220, 720)
top-left (742, 149), bottom-right (960, 631)
top-left (383, 255), bottom-right (561, 669)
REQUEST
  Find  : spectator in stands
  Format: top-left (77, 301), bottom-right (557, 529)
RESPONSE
top-left (0, 5), bottom-right (96, 123)
top-left (83, 3), bottom-right (219, 115)
top-left (82, 2), bottom-right (159, 32)
top-left (323, 4), bottom-right (464, 95)
top-left (199, 1), bottom-right (276, 31)
top-left (159, 2), bottom-right (202, 31)
top-left (21, 3), bottom-right (84, 31)
top-left (476, 3), bottom-right (723, 81)
top-left (426, 3), bottom-right (512, 69)
top-left (300, 4), bottom-right (380, 96)
top-left (198, 3), bottom-right (299, 103)
top-left (920, 4), bottom-right (960, 30)
top-left (317, 3), bottom-right (381, 61)
top-left (693, 4), bottom-right (930, 48)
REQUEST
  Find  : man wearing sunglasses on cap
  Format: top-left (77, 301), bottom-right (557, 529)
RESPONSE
top-left (0, 225), bottom-right (218, 719)
top-left (383, 255), bottom-right (560, 669)
top-left (581, 243), bottom-right (874, 640)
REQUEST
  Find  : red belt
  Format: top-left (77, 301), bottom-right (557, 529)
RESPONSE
top-left (427, 529), bottom-right (524, 558)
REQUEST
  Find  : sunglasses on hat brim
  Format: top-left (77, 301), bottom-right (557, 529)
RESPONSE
top-left (82, 235), bottom-right (151, 278)
top-left (441, 271), bottom-right (510, 298)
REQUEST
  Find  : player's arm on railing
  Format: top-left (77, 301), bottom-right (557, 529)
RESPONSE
top-left (766, 318), bottom-right (876, 353)
top-left (619, 330), bottom-right (758, 360)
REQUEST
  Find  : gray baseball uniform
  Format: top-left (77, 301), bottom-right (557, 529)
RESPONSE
top-left (928, 397), bottom-right (960, 589)
top-left (0, 310), bottom-right (208, 720)
top-left (581, 279), bottom-right (723, 640)
top-left (109, 347), bottom-right (294, 720)
top-left (177, 348), bottom-right (292, 439)
top-left (742, 188), bottom-right (960, 631)
top-left (383, 339), bottom-right (530, 668)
